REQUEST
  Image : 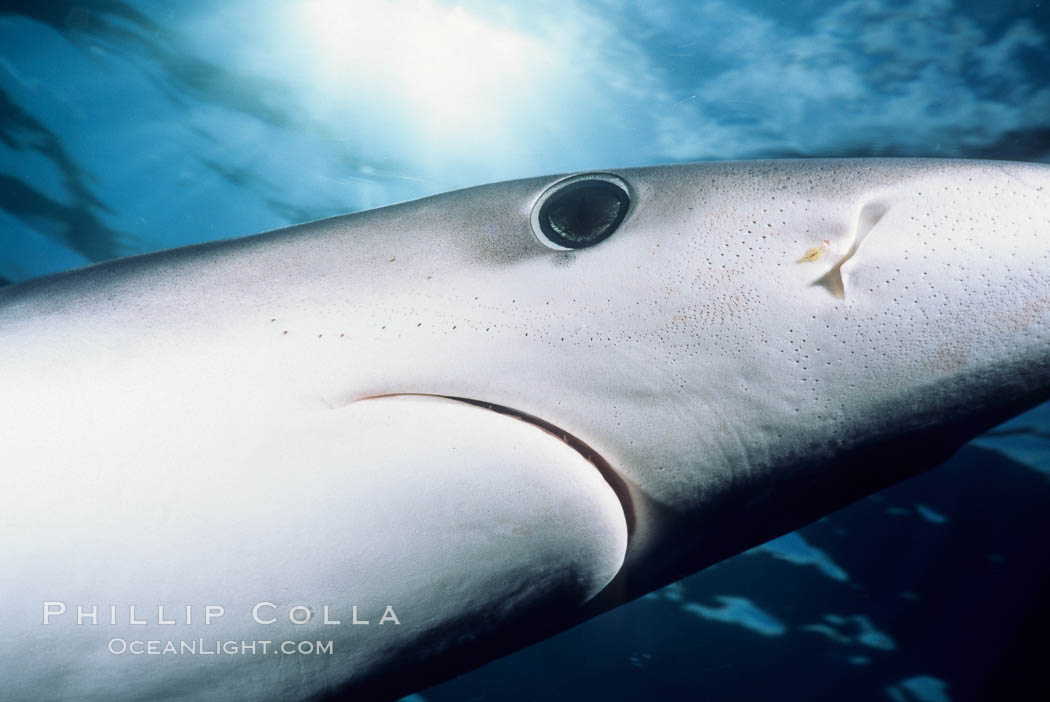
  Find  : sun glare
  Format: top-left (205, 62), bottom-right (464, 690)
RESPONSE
top-left (294, 0), bottom-right (547, 139)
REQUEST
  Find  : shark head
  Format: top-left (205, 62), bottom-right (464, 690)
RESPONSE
top-left (254, 158), bottom-right (1050, 588)
top-left (2, 159), bottom-right (1048, 699)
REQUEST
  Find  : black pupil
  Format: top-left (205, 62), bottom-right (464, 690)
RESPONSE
top-left (540, 181), bottom-right (628, 248)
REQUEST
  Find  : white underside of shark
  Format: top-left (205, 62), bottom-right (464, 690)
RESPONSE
top-left (1, 159), bottom-right (1048, 700)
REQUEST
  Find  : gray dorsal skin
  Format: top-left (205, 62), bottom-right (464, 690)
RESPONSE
top-left (1, 159), bottom-right (1048, 700)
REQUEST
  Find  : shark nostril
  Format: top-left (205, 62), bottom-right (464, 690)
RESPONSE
top-left (812, 200), bottom-right (891, 300)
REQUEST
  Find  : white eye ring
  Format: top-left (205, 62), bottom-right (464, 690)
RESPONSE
top-left (530, 173), bottom-right (632, 251)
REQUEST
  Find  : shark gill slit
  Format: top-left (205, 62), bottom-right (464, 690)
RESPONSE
top-left (356, 392), bottom-right (637, 546)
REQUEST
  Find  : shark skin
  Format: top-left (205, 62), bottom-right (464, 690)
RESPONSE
top-left (0, 159), bottom-right (1048, 700)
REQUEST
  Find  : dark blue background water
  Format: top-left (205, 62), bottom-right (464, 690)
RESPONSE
top-left (1, 2), bottom-right (1048, 700)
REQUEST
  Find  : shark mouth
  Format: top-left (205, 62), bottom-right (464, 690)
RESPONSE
top-left (359, 392), bottom-right (636, 539)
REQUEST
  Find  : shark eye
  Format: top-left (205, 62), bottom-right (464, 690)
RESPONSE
top-left (531, 173), bottom-right (631, 250)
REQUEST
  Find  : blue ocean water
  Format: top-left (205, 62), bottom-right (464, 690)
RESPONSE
top-left (1, 1), bottom-right (1048, 700)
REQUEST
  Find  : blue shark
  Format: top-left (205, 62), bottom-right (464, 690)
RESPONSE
top-left (1, 159), bottom-right (1047, 700)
